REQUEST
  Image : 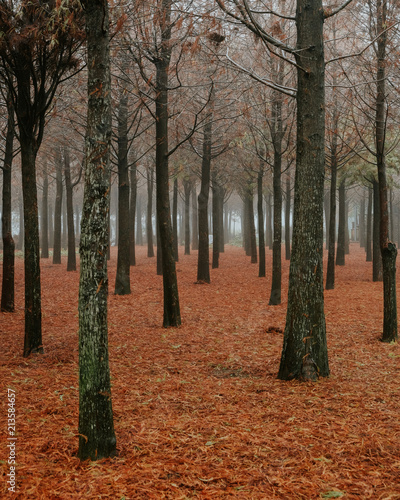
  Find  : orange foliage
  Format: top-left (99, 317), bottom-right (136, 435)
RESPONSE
top-left (1, 245), bottom-right (400, 498)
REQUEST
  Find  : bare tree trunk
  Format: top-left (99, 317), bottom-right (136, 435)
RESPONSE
top-left (53, 148), bottom-right (63, 265)
top-left (258, 165), bottom-right (265, 277)
top-left (147, 167), bottom-right (154, 258)
top-left (78, 0), bottom-right (116, 461)
top-left (41, 161), bottom-right (49, 259)
top-left (64, 148), bottom-right (76, 272)
top-left (1, 92), bottom-right (15, 312)
top-left (375, 0), bottom-right (397, 342)
top-left (278, 0), bottom-right (329, 381)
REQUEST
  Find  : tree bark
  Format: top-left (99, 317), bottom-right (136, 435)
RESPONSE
top-left (375, 0), bottom-right (397, 342)
top-left (172, 176), bottom-right (179, 262)
top-left (278, 0), bottom-right (329, 381)
top-left (1, 92), bottom-right (15, 312)
top-left (212, 174), bottom-right (220, 269)
top-left (183, 178), bottom-right (191, 255)
top-left (78, 0), bottom-right (116, 461)
top-left (53, 148), bottom-right (63, 265)
top-left (191, 182), bottom-right (198, 251)
top-left (129, 162), bottom-right (137, 266)
top-left (197, 116), bottom-right (212, 283)
top-left (285, 176), bottom-right (291, 261)
top-left (258, 165), bottom-right (265, 277)
top-left (373, 180), bottom-right (383, 281)
top-left (64, 148), bottom-right (76, 272)
top-left (366, 187), bottom-right (372, 261)
top-left (155, 0), bottom-right (181, 326)
top-left (115, 65), bottom-right (131, 294)
top-left (146, 167), bottom-right (155, 258)
top-left (326, 114), bottom-right (338, 290)
top-left (336, 178), bottom-right (345, 266)
top-left (41, 161), bottom-right (49, 259)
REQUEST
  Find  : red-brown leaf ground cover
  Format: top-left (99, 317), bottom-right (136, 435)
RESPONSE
top-left (1, 244), bottom-right (400, 499)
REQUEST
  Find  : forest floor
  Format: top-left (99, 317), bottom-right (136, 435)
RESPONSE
top-left (1, 243), bottom-right (400, 499)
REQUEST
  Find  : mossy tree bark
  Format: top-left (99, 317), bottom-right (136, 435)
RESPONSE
top-left (78, 0), bottom-right (116, 461)
top-left (278, 0), bottom-right (329, 381)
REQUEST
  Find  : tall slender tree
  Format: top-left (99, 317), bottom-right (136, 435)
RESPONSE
top-left (78, 0), bottom-right (117, 461)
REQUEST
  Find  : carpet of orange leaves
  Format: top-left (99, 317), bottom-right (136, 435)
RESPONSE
top-left (1, 243), bottom-right (400, 499)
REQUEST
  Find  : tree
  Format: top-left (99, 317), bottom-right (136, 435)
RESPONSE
top-left (78, 0), bottom-right (117, 461)
top-left (1, 91), bottom-right (15, 312)
top-left (0, 0), bottom-right (84, 356)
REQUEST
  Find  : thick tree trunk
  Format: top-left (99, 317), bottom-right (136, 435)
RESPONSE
top-left (21, 140), bottom-right (43, 357)
top-left (147, 167), bottom-right (155, 258)
top-left (64, 148), bottom-right (76, 272)
top-left (278, 0), bottom-right (329, 381)
top-left (375, 0), bottom-right (397, 342)
top-left (78, 0), bottom-right (116, 461)
top-left (53, 148), bottom-right (63, 265)
top-left (183, 179), bottom-right (191, 255)
top-left (258, 166), bottom-right (265, 277)
top-left (115, 73), bottom-right (131, 294)
top-left (41, 161), bottom-right (49, 259)
top-left (197, 117), bottom-right (212, 283)
top-left (336, 178), bottom-right (345, 266)
top-left (1, 93), bottom-right (15, 312)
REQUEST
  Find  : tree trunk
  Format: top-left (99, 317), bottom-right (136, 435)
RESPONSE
top-left (129, 162), bottom-right (137, 266)
top-left (147, 167), bottom-right (155, 258)
top-left (366, 187), bottom-right (372, 261)
top-left (78, 0), bottom-right (116, 461)
top-left (172, 177), bottom-right (179, 262)
top-left (1, 93), bottom-right (15, 312)
top-left (265, 193), bottom-right (273, 249)
top-left (197, 116), bottom-right (212, 283)
top-left (64, 148), bottom-right (76, 272)
top-left (17, 196), bottom-right (23, 251)
top-left (336, 178), bottom-right (345, 266)
top-left (136, 195), bottom-right (143, 246)
top-left (41, 161), bottom-right (49, 259)
top-left (285, 175), bottom-right (291, 261)
top-left (278, 0), bottom-right (329, 381)
top-left (375, 0), bottom-right (397, 342)
top-left (155, 1), bottom-right (181, 327)
top-left (212, 174), bottom-right (220, 269)
top-left (218, 186), bottom-right (224, 253)
top-left (258, 166), bottom-right (265, 277)
top-left (359, 192), bottom-right (365, 248)
top-left (53, 148), bottom-right (63, 265)
top-left (20, 139), bottom-right (42, 357)
top-left (183, 178), bottom-right (191, 255)
top-left (191, 182), bottom-right (198, 251)
top-left (115, 69), bottom-right (131, 294)
top-left (373, 180), bottom-right (383, 281)
top-left (269, 90), bottom-right (283, 305)
top-left (62, 194), bottom-right (67, 250)
top-left (246, 185), bottom-right (257, 264)
top-left (326, 111), bottom-right (338, 290)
